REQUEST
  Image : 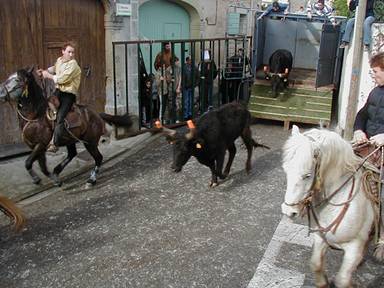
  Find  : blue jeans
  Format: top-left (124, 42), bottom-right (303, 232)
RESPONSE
top-left (183, 88), bottom-right (193, 119)
top-left (342, 16), bottom-right (375, 46)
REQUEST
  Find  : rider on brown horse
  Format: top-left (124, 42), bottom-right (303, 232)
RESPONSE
top-left (41, 41), bottom-right (81, 153)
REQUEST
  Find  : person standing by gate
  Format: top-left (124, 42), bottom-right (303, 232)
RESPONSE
top-left (199, 49), bottom-right (217, 111)
top-left (41, 41), bottom-right (81, 153)
top-left (154, 42), bottom-right (178, 123)
top-left (182, 56), bottom-right (199, 120)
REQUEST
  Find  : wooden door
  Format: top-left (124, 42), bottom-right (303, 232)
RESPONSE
top-left (0, 0), bottom-right (105, 146)
top-left (42, 0), bottom-right (105, 111)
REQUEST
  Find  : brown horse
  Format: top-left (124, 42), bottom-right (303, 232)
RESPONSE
top-left (0, 67), bottom-right (133, 186)
top-left (0, 195), bottom-right (25, 231)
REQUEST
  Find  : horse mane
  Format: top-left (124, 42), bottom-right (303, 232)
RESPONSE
top-left (17, 68), bottom-right (48, 118)
top-left (283, 128), bottom-right (360, 179)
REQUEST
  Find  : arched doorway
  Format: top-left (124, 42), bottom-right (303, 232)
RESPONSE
top-left (139, 0), bottom-right (190, 41)
top-left (139, 0), bottom-right (191, 73)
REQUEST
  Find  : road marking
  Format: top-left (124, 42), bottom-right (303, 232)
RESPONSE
top-left (247, 217), bottom-right (312, 288)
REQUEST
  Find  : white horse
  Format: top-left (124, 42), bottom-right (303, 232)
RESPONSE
top-left (281, 125), bottom-right (383, 288)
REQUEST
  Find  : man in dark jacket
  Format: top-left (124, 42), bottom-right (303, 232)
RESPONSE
top-left (199, 49), bottom-right (217, 111)
top-left (353, 52), bottom-right (384, 145)
top-left (182, 56), bottom-right (199, 120)
top-left (339, 0), bottom-right (375, 50)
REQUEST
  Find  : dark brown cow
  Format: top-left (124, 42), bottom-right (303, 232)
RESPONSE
top-left (161, 102), bottom-right (269, 187)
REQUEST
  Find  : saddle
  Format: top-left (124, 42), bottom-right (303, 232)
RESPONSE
top-left (47, 95), bottom-right (87, 129)
top-left (353, 142), bottom-right (382, 170)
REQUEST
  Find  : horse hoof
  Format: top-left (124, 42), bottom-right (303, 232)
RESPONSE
top-left (373, 241), bottom-right (384, 262)
top-left (86, 179), bottom-right (96, 186)
top-left (85, 182), bottom-right (93, 189)
top-left (50, 174), bottom-right (62, 187)
top-left (32, 177), bottom-right (41, 185)
top-left (209, 182), bottom-right (218, 188)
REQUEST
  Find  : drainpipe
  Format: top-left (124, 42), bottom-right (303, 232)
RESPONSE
top-left (344, 0), bottom-right (367, 140)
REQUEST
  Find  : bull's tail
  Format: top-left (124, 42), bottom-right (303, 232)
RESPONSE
top-left (0, 195), bottom-right (25, 231)
top-left (252, 139), bottom-right (270, 150)
top-left (99, 112), bottom-right (133, 128)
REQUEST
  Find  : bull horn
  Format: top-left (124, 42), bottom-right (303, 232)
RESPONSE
top-left (284, 68), bottom-right (289, 75)
top-left (187, 120), bottom-right (195, 129)
top-left (185, 120), bottom-right (196, 140)
top-left (263, 66), bottom-right (268, 73)
top-left (155, 120), bottom-right (177, 137)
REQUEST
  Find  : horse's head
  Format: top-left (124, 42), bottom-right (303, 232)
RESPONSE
top-left (281, 125), bottom-right (321, 218)
top-left (281, 125), bottom-right (361, 218)
top-left (0, 67), bottom-right (34, 104)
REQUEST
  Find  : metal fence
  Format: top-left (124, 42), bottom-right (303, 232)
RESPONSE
top-left (112, 36), bottom-right (253, 128)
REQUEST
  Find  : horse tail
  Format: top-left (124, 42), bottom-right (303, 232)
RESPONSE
top-left (0, 195), bottom-right (25, 231)
top-left (99, 112), bottom-right (133, 128)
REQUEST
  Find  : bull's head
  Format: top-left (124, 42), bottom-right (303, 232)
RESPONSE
top-left (157, 120), bottom-right (202, 172)
top-left (264, 66), bottom-right (289, 97)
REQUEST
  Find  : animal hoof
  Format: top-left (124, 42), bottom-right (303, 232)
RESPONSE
top-left (85, 182), bottom-right (94, 189)
top-left (32, 177), bottom-right (41, 185)
top-left (209, 182), bottom-right (218, 188)
top-left (373, 241), bottom-right (384, 262)
top-left (86, 179), bottom-right (96, 186)
top-left (50, 174), bottom-right (62, 187)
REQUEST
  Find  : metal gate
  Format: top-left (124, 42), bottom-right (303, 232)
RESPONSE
top-left (111, 36), bottom-right (253, 129)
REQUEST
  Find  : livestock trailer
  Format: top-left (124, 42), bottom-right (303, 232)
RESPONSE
top-left (250, 12), bottom-right (347, 129)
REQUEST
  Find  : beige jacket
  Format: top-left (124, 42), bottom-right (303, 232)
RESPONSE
top-left (52, 57), bottom-right (81, 95)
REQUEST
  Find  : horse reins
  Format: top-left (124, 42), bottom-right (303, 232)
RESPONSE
top-left (284, 141), bottom-right (383, 249)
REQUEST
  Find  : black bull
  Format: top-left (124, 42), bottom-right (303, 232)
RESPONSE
top-left (160, 103), bottom-right (270, 187)
top-left (265, 49), bottom-right (293, 97)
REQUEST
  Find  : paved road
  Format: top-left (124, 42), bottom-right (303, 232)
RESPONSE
top-left (0, 123), bottom-right (383, 288)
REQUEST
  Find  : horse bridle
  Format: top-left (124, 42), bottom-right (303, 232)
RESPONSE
top-left (283, 137), bottom-right (384, 251)
top-left (1, 76), bottom-right (28, 103)
top-left (284, 148), bottom-right (322, 208)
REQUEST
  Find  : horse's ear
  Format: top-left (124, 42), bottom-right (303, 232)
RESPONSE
top-left (27, 66), bottom-right (35, 74)
top-left (291, 125), bottom-right (300, 135)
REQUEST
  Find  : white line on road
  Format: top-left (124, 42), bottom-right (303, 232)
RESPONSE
top-left (247, 217), bottom-right (313, 288)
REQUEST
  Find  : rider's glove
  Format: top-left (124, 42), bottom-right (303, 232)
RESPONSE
top-left (352, 130), bottom-right (367, 144)
top-left (370, 133), bottom-right (384, 146)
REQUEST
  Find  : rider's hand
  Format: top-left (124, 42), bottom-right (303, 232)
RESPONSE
top-left (370, 133), bottom-right (384, 146)
top-left (352, 130), bottom-right (368, 144)
top-left (42, 70), bottom-right (52, 79)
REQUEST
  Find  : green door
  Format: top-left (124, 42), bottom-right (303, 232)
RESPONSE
top-left (139, 0), bottom-right (190, 73)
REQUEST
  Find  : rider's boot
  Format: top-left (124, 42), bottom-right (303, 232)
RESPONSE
top-left (47, 122), bottom-right (64, 153)
top-left (47, 138), bottom-right (58, 153)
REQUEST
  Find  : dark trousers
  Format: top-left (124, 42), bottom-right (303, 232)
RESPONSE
top-left (53, 90), bottom-right (76, 145)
